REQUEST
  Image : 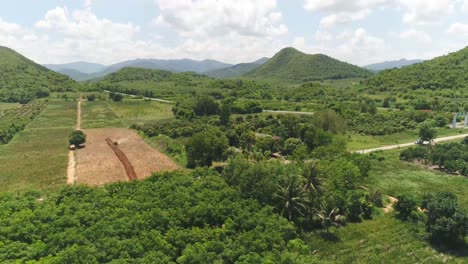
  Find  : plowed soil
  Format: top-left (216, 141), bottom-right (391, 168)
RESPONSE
top-left (76, 128), bottom-right (178, 186)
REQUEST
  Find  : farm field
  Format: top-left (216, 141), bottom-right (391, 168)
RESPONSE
top-left (76, 128), bottom-right (179, 186)
top-left (81, 99), bottom-right (174, 128)
top-left (0, 100), bottom-right (76, 192)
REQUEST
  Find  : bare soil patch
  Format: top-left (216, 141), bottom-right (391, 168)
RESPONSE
top-left (384, 196), bottom-right (398, 213)
top-left (76, 128), bottom-right (178, 186)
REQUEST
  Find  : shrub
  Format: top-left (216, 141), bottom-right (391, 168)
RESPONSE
top-left (87, 94), bottom-right (96, 101)
top-left (395, 194), bottom-right (418, 220)
top-left (69, 130), bottom-right (86, 146)
top-left (422, 192), bottom-right (468, 243)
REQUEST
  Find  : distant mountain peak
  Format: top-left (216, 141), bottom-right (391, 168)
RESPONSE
top-left (245, 47), bottom-right (372, 83)
top-left (364, 59), bottom-right (424, 72)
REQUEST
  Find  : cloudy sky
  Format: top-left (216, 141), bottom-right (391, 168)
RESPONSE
top-left (0, 0), bottom-right (467, 66)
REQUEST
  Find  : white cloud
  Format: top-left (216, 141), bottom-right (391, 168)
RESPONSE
top-left (292, 28), bottom-right (388, 65)
top-left (304, 0), bottom-right (394, 12)
top-left (399, 29), bottom-right (431, 42)
top-left (399, 0), bottom-right (455, 25)
top-left (155, 0), bottom-right (287, 37)
top-left (304, 0), bottom-right (393, 29)
top-left (319, 9), bottom-right (371, 29)
top-left (463, 0), bottom-right (468, 13)
top-left (0, 17), bottom-right (23, 35)
top-left (448, 22), bottom-right (468, 37)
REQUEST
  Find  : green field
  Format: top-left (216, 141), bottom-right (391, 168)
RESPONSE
top-left (306, 214), bottom-right (466, 263)
top-left (0, 102), bottom-right (18, 111)
top-left (0, 101), bottom-right (76, 192)
top-left (81, 99), bottom-right (174, 128)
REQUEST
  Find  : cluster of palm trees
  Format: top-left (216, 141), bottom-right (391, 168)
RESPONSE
top-left (274, 161), bottom-right (345, 232)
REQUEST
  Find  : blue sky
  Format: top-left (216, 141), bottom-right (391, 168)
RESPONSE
top-left (0, 0), bottom-right (467, 66)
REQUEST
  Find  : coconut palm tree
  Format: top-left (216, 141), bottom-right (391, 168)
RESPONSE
top-left (274, 174), bottom-right (309, 221)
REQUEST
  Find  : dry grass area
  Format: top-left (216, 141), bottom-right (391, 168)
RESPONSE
top-left (76, 128), bottom-right (178, 186)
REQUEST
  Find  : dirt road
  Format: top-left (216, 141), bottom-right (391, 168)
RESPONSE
top-left (262, 110), bottom-right (315, 115)
top-left (67, 97), bottom-right (81, 184)
top-left (355, 133), bottom-right (468, 154)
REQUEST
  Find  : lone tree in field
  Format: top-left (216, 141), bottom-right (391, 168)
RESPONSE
top-left (418, 123), bottom-right (437, 143)
top-left (69, 130), bottom-right (86, 146)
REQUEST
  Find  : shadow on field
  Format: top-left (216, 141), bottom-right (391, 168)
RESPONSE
top-left (320, 232), bottom-right (341, 243)
top-left (429, 241), bottom-right (468, 257)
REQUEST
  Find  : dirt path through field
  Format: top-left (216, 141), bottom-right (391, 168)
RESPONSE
top-left (76, 99), bottom-right (81, 130)
top-left (66, 97), bottom-right (81, 185)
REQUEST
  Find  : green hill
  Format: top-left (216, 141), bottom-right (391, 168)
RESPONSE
top-left (365, 46), bottom-right (468, 92)
top-left (0, 46), bottom-right (76, 103)
top-left (245, 47), bottom-right (372, 83)
top-left (95, 67), bottom-right (213, 100)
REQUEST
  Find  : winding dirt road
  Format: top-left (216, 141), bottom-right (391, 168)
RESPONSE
top-left (355, 133), bottom-right (468, 154)
top-left (66, 98), bottom-right (81, 184)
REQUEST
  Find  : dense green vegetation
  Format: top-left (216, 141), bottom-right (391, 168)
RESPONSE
top-left (0, 171), bottom-right (324, 263)
top-left (364, 46), bottom-right (468, 96)
top-left (245, 47), bottom-right (373, 83)
top-left (400, 139), bottom-right (468, 175)
top-left (0, 100), bottom-right (47, 144)
top-left (0, 46), bottom-right (76, 103)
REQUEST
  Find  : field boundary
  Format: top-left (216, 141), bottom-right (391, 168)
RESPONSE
top-left (105, 137), bottom-right (137, 180)
top-left (67, 97), bottom-right (81, 185)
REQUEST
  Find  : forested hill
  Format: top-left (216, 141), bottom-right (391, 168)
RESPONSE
top-left (0, 46), bottom-right (76, 103)
top-left (94, 67), bottom-right (214, 99)
top-left (364, 46), bottom-right (468, 92)
top-left (245, 47), bottom-right (373, 83)
top-left (98, 67), bottom-right (210, 83)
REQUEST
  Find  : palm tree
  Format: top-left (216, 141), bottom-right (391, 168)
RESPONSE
top-left (302, 160), bottom-right (322, 196)
top-left (314, 200), bottom-right (345, 233)
top-left (274, 174), bottom-right (309, 221)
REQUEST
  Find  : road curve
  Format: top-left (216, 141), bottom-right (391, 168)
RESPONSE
top-left (354, 133), bottom-right (468, 154)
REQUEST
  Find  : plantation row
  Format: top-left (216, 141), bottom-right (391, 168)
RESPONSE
top-left (0, 100), bottom-right (47, 144)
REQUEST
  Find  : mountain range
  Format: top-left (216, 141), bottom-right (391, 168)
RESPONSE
top-left (364, 59), bottom-right (424, 72)
top-left (43, 48), bottom-right (376, 82)
top-left (44, 59), bottom-right (232, 81)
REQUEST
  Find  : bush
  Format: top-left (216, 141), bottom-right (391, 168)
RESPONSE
top-left (87, 94), bottom-right (96, 101)
top-left (422, 192), bottom-right (468, 243)
top-left (395, 194), bottom-right (418, 220)
top-left (69, 130), bottom-right (86, 146)
top-left (186, 126), bottom-right (229, 168)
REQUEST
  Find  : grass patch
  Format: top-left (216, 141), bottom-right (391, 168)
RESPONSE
top-left (305, 214), bottom-right (463, 263)
top-left (81, 99), bottom-right (174, 128)
top-left (347, 128), bottom-right (468, 151)
top-left (366, 149), bottom-right (468, 207)
top-left (0, 102), bottom-right (18, 111)
top-left (107, 99), bottom-right (174, 126)
top-left (81, 100), bottom-right (121, 128)
top-left (0, 101), bottom-right (76, 192)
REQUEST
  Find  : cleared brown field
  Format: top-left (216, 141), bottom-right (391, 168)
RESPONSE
top-left (76, 128), bottom-right (178, 186)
